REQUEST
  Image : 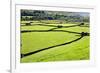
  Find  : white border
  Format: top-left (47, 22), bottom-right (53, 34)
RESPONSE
top-left (11, 3), bottom-right (96, 73)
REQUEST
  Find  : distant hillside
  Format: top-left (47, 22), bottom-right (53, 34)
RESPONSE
top-left (21, 9), bottom-right (90, 22)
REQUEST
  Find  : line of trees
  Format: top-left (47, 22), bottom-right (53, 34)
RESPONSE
top-left (21, 10), bottom-right (89, 22)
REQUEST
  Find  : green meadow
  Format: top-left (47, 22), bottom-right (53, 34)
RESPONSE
top-left (20, 21), bottom-right (90, 63)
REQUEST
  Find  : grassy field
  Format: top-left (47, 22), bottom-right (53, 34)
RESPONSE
top-left (20, 20), bottom-right (90, 63)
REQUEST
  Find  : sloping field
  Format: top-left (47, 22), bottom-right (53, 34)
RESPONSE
top-left (20, 21), bottom-right (90, 63)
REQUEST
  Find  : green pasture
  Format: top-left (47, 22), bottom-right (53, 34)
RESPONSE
top-left (20, 21), bottom-right (90, 63)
